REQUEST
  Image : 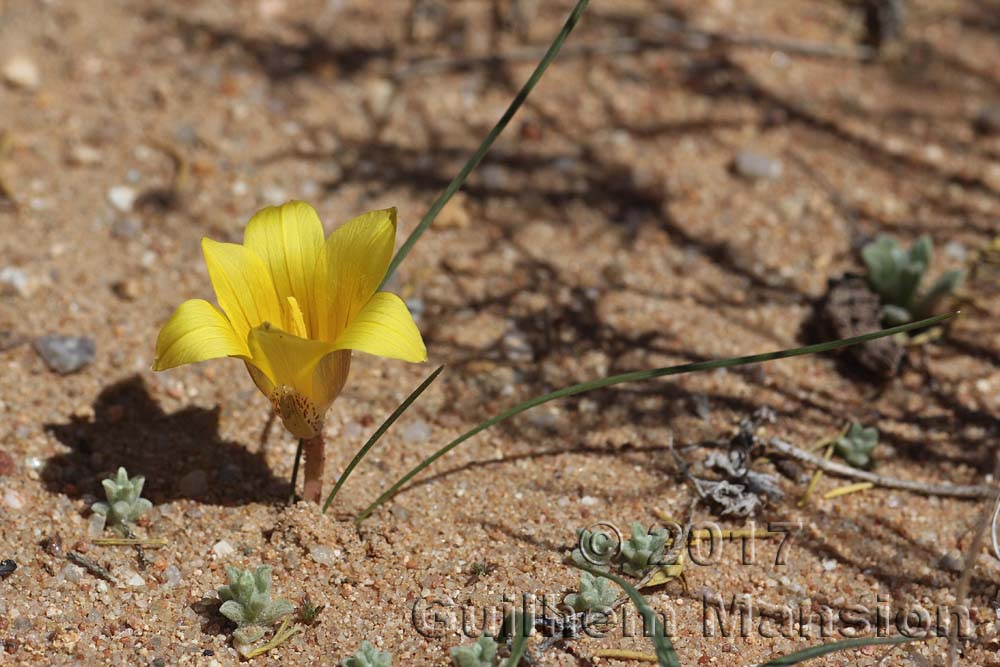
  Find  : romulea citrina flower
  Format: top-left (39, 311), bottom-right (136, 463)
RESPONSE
top-left (152, 201), bottom-right (426, 500)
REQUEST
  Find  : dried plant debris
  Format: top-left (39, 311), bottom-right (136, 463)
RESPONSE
top-left (834, 422), bottom-right (879, 469)
top-left (91, 467), bottom-right (153, 533)
top-left (688, 409), bottom-right (785, 517)
top-left (819, 274), bottom-right (903, 377)
top-left (341, 640), bottom-right (392, 667)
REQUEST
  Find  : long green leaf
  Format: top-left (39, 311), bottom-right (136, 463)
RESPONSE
top-left (574, 562), bottom-right (680, 667)
top-left (322, 366), bottom-right (444, 513)
top-left (380, 0), bottom-right (592, 288)
top-left (355, 312), bottom-right (952, 523)
top-left (758, 636), bottom-right (925, 666)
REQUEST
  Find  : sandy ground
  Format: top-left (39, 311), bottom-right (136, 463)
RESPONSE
top-left (1, 0), bottom-right (1000, 665)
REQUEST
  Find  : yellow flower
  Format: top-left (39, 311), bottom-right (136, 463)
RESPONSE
top-left (153, 201), bottom-right (426, 439)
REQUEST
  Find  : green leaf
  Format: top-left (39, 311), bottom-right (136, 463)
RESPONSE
top-left (379, 0), bottom-right (592, 288)
top-left (323, 366), bottom-right (444, 513)
top-left (915, 269), bottom-right (963, 317)
top-left (757, 636), bottom-right (924, 665)
top-left (573, 562), bottom-right (680, 667)
top-left (565, 571), bottom-right (617, 612)
top-left (835, 422), bottom-right (879, 469)
top-left (355, 314), bottom-right (953, 523)
top-left (341, 640), bottom-right (392, 667)
top-left (450, 634), bottom-right (498, 667)
top-left (219, 600), bottom-right (246, 625)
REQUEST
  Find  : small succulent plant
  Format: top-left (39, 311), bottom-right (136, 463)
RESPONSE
top-left (451, 634), bottom-right (499, 667)
top-left (616, 522), bottom-right (669, 577)
top-left (218, 565), bottom-right (293, 654)
top-left (341, 640), bottom-right (392, 667)
top-left (835, 422), bottom-right (879, 469)
top-left (91, 467), bottom-right (152, 531)
top-left (570, 527), bottom-right (615, 569)
top-left (565, 571), bottom-right (617, 612)
top-left (862, 234), bottom-right (962, 325)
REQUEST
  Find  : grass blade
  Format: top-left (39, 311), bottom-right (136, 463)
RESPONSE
top-left (322, 366), bottom-right (445, 513)
top-left (380, 0), bottom-right (591, 288)
top-left (574, 562), bottom-right (680, 667)
top-left (758, 636), bottom-right (925, 665)
top-left (355, 312), bottom-right (953, 523)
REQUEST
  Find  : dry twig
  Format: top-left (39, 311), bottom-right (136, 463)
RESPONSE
top-left (768, 438), bottom-right (995, 499)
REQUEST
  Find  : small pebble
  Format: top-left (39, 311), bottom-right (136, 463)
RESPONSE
top-left (33, 334), bottom-right (96, 374)
top-left (402, 419), bottom-right (431, 443)
top-left (309, 544), bottom-right (337, 566)
top-left (67, 144), bottom-right (102, 166)
top-left (107, 185), bottom-right (137, 212)
top-left (212, 540), bottom-right (235, 558)
top-left (364, 78), bottom-right (394, 115)
top-left (944, 240), bottom-right (967, 262)
top-left (112, 279), bottom-right (140, 301)
top-left (501, 331), bottom-right (533, 363)
top-left (821, 559), bottom-right (837, 571)
top-left (3, 56), bottom-right (40, 89)
top-left (0, 267), bottom-right (32, 297)
top-left (87, 513), bottom-right (106, 538)
top-left (938, 551), bottom-right (964, 574)
top-left (162, 564), bottom-right (182, 587)
top-left (124, 570), bottom-right (146, 587)
top-left (3, 489), bottom-right (24, 510)
top-left (734, 151), bottom-right (783, 180)
top-left (261, 185), bottom-right (286, 204)
top-left (59, 564), bottom-right (85, 584)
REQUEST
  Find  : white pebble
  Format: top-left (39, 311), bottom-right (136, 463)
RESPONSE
top-left (402, 419), bottom-right (431, 443)
top-left (212, 539), bottom-right (236, 558)
top-left (3, 489), bottom-right (23, 510)
top-left (124, 570), bottom-right (146, 587)
top-left (0, 267), bottom-right (32, 297)
top-left (3, 56), bottom-right (40, 89)
top-left (309, 544), bottom-right (337, 567)
top-left (87, 513), bottom-right (107, 537)
top-left (60, 564), bottom-right (85, 584)
top-left (580, 495), bottom-right (598, 506)
top-left (162, 564), bottom-right (182, 587)
top-left (107, 185), bottom-right (137, 212)
top-left (821, 559), bottom-right (837, 571)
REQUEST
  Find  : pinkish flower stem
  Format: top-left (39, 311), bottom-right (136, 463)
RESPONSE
top-left (302, 434), bottom-right (326, 503)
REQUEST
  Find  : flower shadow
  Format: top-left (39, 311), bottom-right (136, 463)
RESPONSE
top-left (43, 375), bottom-right (286, 506)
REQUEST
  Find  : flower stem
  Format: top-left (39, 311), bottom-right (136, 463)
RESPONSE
top-left (302, 434), bottom-right (326, 503)
top-left (288, 438), bottom-right (303, 504)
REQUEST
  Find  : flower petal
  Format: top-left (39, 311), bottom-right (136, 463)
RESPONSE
top-left (243, 201), bottom-right (325, 336)
top-left (310, 349), bottom-right (351, 412)
top-left (246, 324), bottom-right (339, 438)
top-left (314, 208), bottom-right (397, 342)
top-left (202, 238), bottom-right (283, 343)
top-left (152, 299), bottom-right (249, 371)
top-left (331, 292), bottom-right (427, 362)
top-left (246, 323), bottom-right (334, 394)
